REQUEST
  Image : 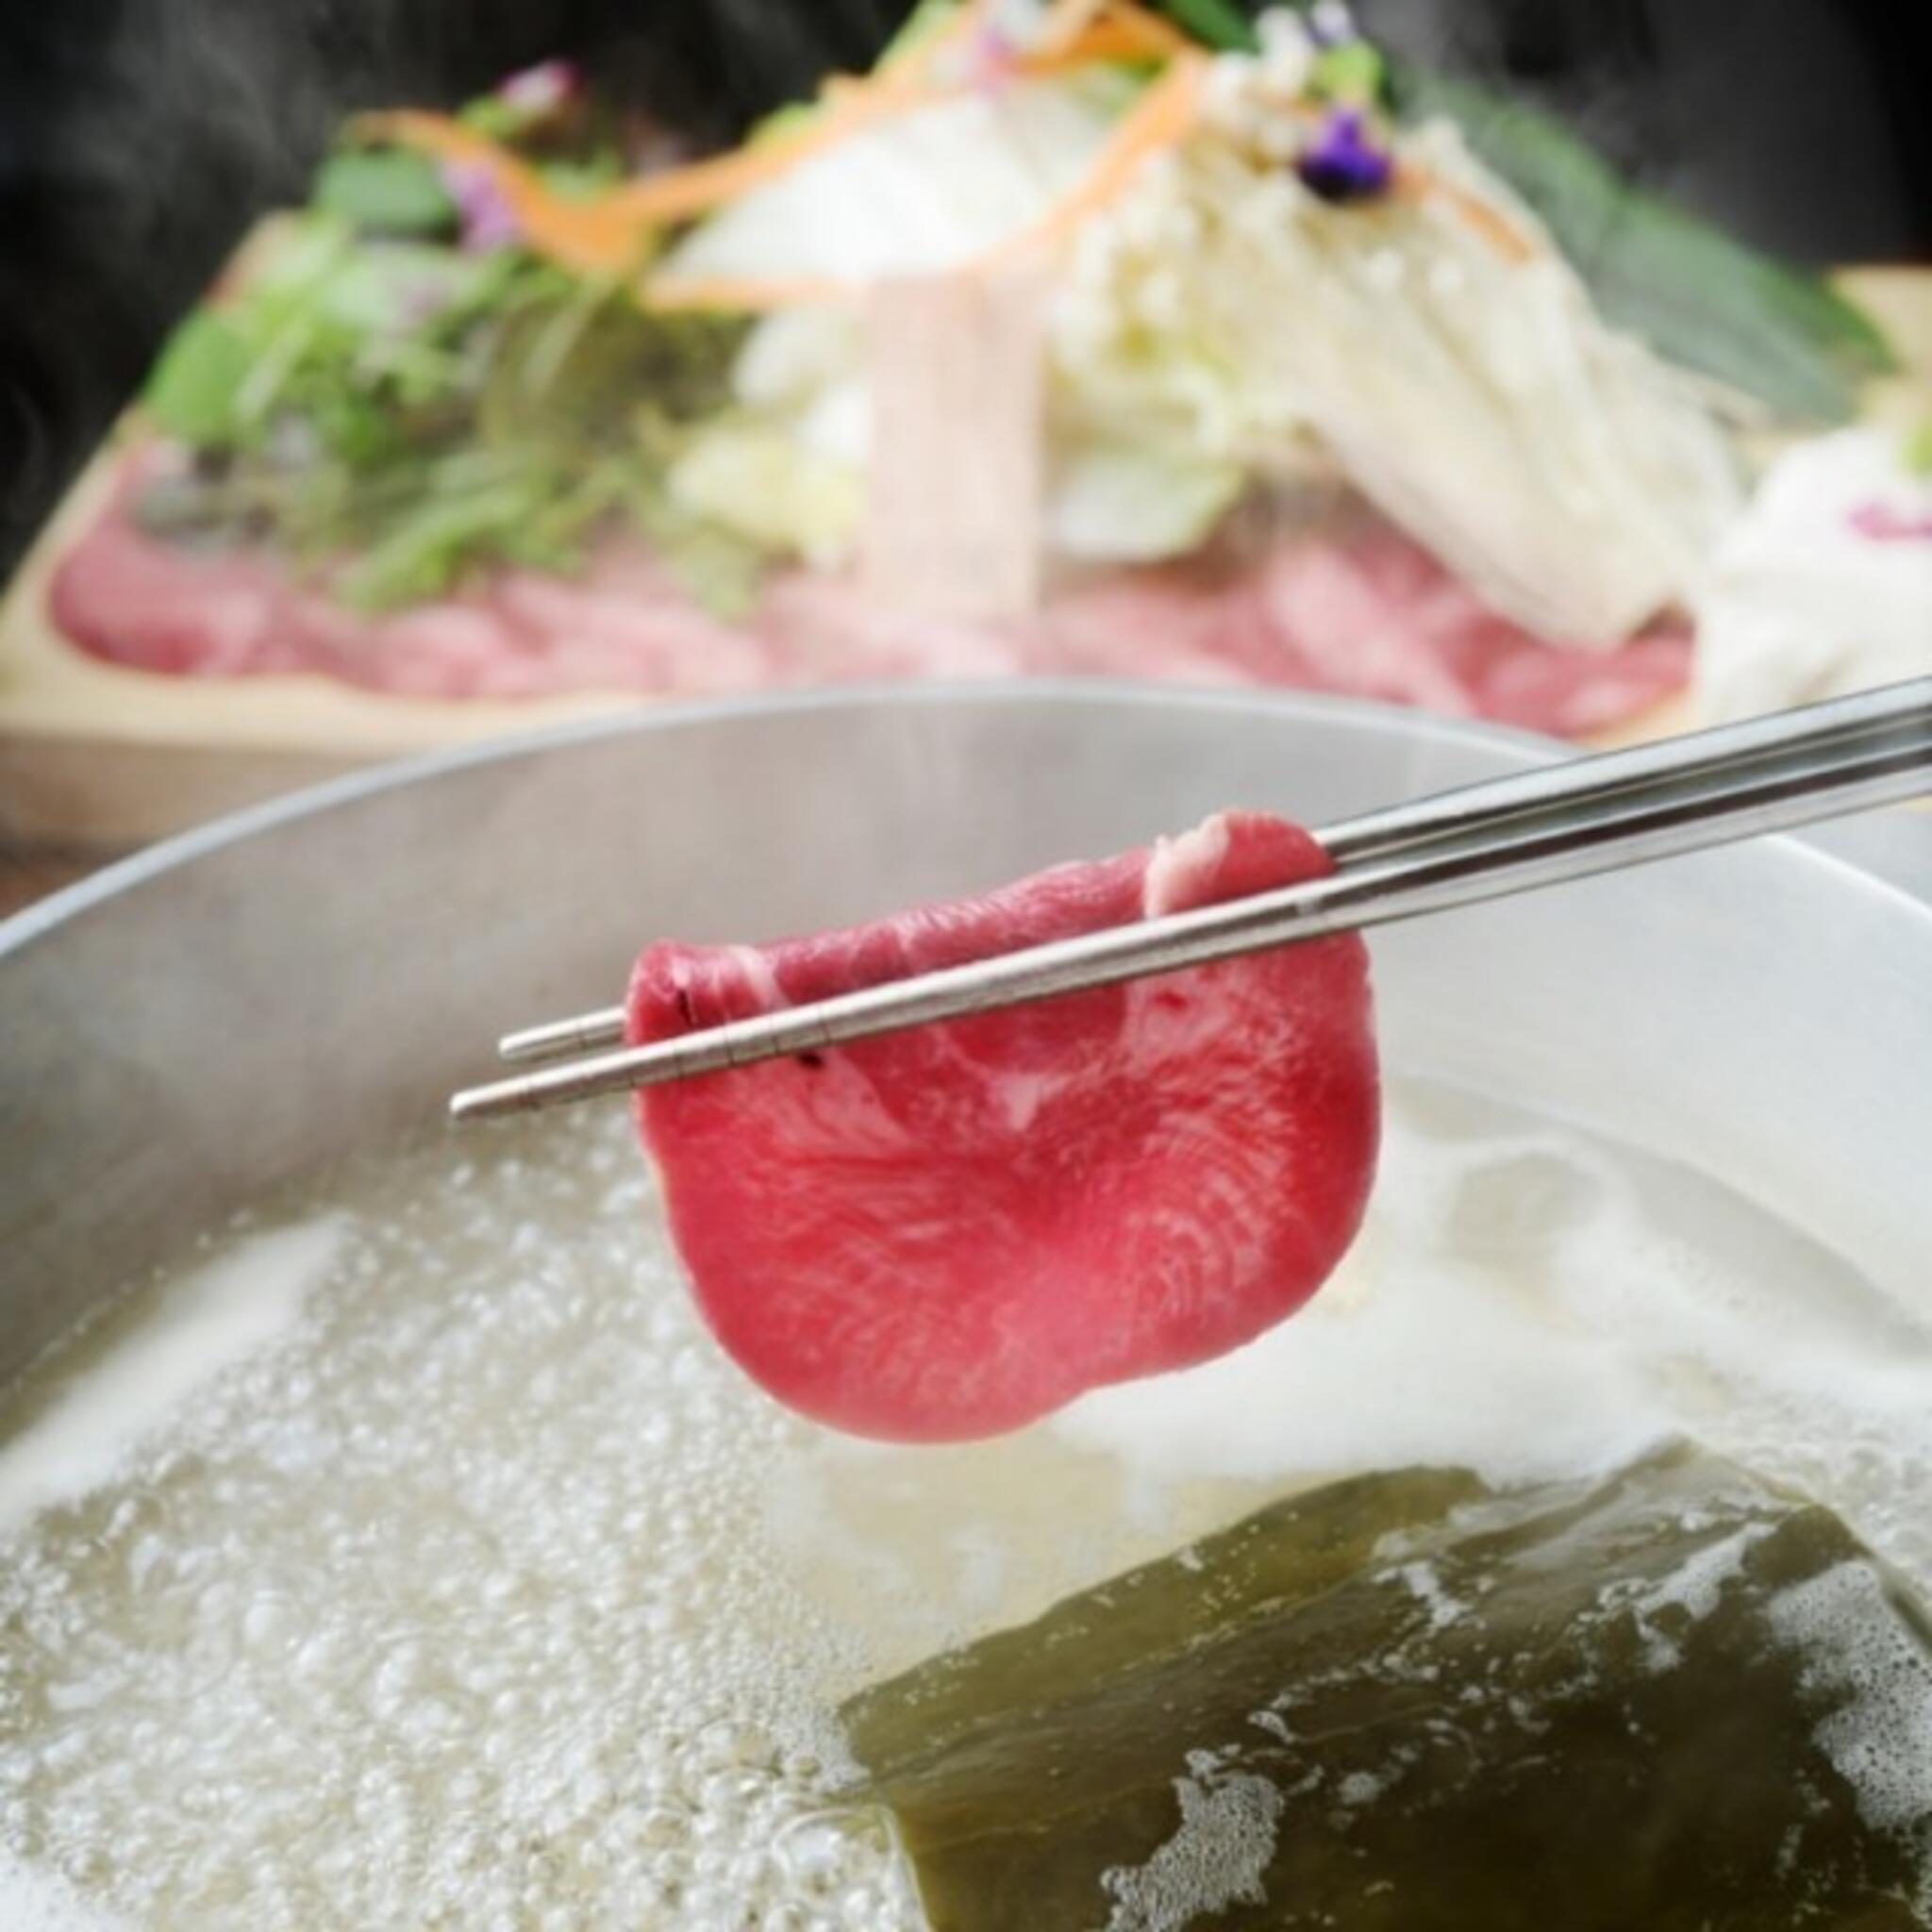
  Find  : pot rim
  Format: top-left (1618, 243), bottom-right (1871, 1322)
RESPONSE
top-left (6, 678), bottom-right (1926, 955)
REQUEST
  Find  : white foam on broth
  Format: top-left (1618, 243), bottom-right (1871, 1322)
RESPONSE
top-left (0, 1079), bottom-right (1926, 1928)
top-left (1054, 1091), bottom-right (1932, 1541)
top-left (0, 1853), bottom-right (128, 1932)
top-left (0, 1220), bottom-right (341, 1531)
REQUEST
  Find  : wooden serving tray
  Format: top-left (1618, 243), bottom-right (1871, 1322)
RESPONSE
top-left (0, 438), bottom-right (636, 847)
top-left (3, 256), bottom-right (1925, 848)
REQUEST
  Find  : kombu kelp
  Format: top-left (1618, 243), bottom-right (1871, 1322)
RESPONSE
top-left (841, 1444), bottom-right (1932, 1931)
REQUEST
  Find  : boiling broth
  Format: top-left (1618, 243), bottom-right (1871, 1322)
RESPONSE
top-left (2, 1080), bottom-right (1928, 1928)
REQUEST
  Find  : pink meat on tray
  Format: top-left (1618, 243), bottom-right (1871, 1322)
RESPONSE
top-left (47, 457), bottom-right (1693, 738)
top-left (626, 810), bottom-right (1379, 1441)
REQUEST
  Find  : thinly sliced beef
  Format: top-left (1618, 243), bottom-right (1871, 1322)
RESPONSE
top-left (1254, 533), bottom-right (1694, 735)
top-left (47, 456), bottom-right (1693, 736)
top-left (47, 499), bottom-right (291, 678)
top-left (756, 573), bottom-right (1024, 683)
top-left (45, 464), bottom-right (770, 702)
top-left (626, 811), bottom-right (1378, 1441)
top-left (491, 568), bottom-right (770, 694)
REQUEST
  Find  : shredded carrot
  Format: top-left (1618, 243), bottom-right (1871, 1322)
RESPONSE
top-left (359, 81), bottom-right (924, 272)
top-left (361, 1), bottom-right (1208, 287)
top-left (367, 32), bottom-right (1532, 308)
top-left (641, 50), bottom-right (1208, 312)
top-left (358, 3), bottom-right (985, 271)
top-left (364, 16), bottom-right (1542, 353)
top-left (599, 85), bottom-right (935, 225)
top-left (1016, 16), bottom-right (1191, 76)
top-left (878, 0), bottom-right (1186, 90)
top-left (354, 110), bottom-right (654, 275)
top-left (1090, 2), bottom-right (1194, 57)
top-left (1023, 0), bottom-right (1192, 67)
top-left (974, 51), bottom-right (1205, 272)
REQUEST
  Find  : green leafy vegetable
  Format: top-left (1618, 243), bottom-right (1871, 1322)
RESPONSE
top-left (1310, 39), bottom-right (1385, 107)
top-left (845, 1443), bottom-right (1932, 1931)
top-left (1390, 64), bottom-right (1896, 424)
top-left (627, 487), bottom-right (771, 620)
top-left (143, 312), bottom-right (258, 446)
top-left (458, 94), bottom-right (527, 142)
top-left (312, 149), bottom-right (458, 238)
top-left (534, 155), bottom-right (625, 202)
top-left (136, 203), bottom-right (756, 611)
top-left (143, 14), bottom-right (1898, 625)
top-left (1158, 0), bottom-right (1258, 54)
top-left (477, 294), bottom-right (747, 453)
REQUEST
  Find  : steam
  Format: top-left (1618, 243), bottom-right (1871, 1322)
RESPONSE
top-left (0, 0), bottom-right (900, 576)
top-left (1357, 0), bottom-right (1914, 258)
top-left (0, 0), bottom-right (1919, 580)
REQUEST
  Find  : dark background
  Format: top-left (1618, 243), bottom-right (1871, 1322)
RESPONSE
top-left (2, 0), bottom-right (1926, 579)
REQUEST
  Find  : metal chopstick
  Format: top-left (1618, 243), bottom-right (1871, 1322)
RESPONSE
top-left (450, 678), bottom-right (1931, 1123)
top-left (492, 680), bottom-right (1926, 1068)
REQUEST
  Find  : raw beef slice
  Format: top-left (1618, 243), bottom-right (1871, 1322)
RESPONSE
top-left (52, 454), bottom-right (1691, 735)
top-left (627, 810), bottom-right (1379, 1441)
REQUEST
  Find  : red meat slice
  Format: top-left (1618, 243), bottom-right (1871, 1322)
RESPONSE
top-left (49, 453), bottom-right (1692, 737)
top-left (626, 810), bottom-right (1379, 1441)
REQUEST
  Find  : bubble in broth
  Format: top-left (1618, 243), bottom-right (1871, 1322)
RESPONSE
top-left (0, 1080), bottom-right (1927, 1929)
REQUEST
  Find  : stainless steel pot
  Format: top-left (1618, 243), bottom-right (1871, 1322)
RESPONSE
top-left (4, 684), bottom-right (1928, 1382)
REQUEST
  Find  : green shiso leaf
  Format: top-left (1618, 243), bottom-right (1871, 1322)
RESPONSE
top-left (143, 310), bottom-right (256, 444)
top-left (312, 148), bottom-right (458, 238)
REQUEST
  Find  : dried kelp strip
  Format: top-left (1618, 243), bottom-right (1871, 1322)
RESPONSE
top-left (842, 1444), bottom-right (1932, 1931)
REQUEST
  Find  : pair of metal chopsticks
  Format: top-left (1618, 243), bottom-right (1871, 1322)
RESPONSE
top-left (451, 676), bottom-right (1932, 1123)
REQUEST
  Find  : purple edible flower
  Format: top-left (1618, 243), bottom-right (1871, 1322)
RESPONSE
top-left (498, 58), bottom-right (579, 117)
top-left (441, 158), bottom-right (522, 253)
top-left (1295, 107), bottom-right (1393, 202)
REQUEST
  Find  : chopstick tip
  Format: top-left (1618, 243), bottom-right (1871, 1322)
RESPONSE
top-left (497, 1004), bottom-right (627, 1063)
top-left (449, 1075), bottom-right (535, 1124)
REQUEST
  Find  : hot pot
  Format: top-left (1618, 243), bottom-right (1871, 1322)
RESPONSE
top-left (3, 680), bottom-right (1928, 1381)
